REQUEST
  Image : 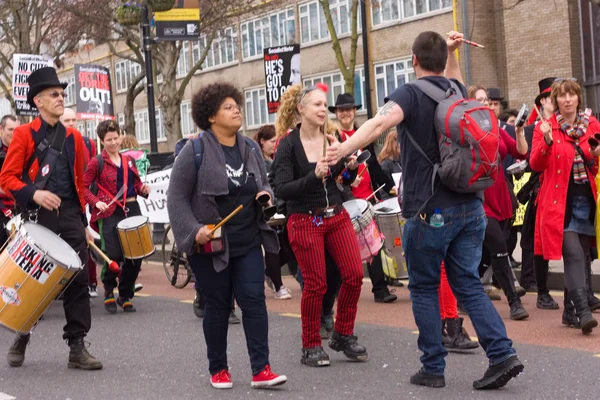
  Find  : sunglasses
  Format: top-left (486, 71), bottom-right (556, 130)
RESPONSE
top-left (554, 77), bottom-right (578, 83)
top-left (300, 85), bottom-right (318, 102)
top-left (43, 91), bottom-right (67, 99)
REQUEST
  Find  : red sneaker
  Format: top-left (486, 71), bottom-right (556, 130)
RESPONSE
top-left (251, 365), bottom-right (287, 388)
top-left (210, 369), bottom-right (233, 389)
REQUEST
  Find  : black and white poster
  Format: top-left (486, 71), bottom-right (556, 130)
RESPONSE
top-left (263, 44), bottom-right (300, 114)
top-left (74, 64), bottom-right (114, 121)
top-left (11, 54), bottom-right (53, 116)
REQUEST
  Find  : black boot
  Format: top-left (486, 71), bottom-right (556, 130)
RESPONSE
top-left (492, 255), bottom-right (529, 320)
top-left (509, 298), bottom-right (529, 320)
top-left (374, 288), bottom-right (397, 303)
top-left (568, 288), bottom-right (598, 334)
top-left (67, 337), bottom-right (103, 370)
top-left (443, 318), bottom-right (479, 350)
top-left (193, 290), bottom-right (204, 318)
top-left (7, 334), bottom-right (30, 367)
top-left (301, 346), bottom-right (330, 367)
top-left (410, 368), bottom-right (445, 388)
top-left (562, 288), bottom-right (579, 327)
top-left (328, 331), bottom-right (368, 361)
top-left (473, 355), bottom-right (524, 390)
top-left (585, 259), bottom-right (600, 311)
top-left (537, 292), bottom-right (559, 310)
top-left (320, 311), bottom-right (334, 339)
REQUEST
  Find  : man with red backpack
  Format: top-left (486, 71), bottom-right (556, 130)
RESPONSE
top-left (326, 31), bottom-right (522, 390)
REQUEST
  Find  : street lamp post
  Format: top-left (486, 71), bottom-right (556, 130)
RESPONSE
top-left (141, 4), bottom-right (158, 153)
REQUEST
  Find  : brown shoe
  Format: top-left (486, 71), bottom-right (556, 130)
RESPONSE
top-left (67, 337), bottom-right (103, 370)
top-left (7, 334), bottom-right (30, 367)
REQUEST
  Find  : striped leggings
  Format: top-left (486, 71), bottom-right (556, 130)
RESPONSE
top-left (439, 262), bottom-right (458, 319)
top-left (287, 210), bottom-right (363, 348)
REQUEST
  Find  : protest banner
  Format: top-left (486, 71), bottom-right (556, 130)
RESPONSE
top-left (12, 54), bottom-right (53, 116)
top-left (512, 172), bottom-right (531, 227)
top-left (264, 44), bottom-right (300, 114)
top-left (74, 64), bottom-right (115, 121)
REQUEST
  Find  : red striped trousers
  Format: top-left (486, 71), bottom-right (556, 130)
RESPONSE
top-left (439, 262), bottom-right (458, 319)
top-left (287, 210), bottom-right (363, 348)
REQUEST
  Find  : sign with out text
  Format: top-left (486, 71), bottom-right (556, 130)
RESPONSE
top-left (11, 54), bottom-right (53, 116)
top-left (263, 45), bottom-right (300, 114)
top-left (74, 64), bottom-right (115, 121)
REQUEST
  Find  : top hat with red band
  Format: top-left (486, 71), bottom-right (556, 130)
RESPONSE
top-left (535, 77), bottom-right (556, 107)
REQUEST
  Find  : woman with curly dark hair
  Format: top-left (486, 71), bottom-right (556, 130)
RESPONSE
top-left (167, 83), bottom-right (287, 389)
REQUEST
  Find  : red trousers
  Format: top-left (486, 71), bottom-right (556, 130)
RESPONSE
top-left (88, 250), bottom-right (97, 285)
top-left (439, 262), bottom-right (458, 319)
top-left (287, 211), bottom-right (363, 348)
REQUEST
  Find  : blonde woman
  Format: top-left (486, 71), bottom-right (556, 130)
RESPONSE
top-left (272, 83), bottom-right (367, 367)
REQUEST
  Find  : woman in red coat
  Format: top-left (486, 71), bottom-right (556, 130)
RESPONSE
top-left (530, 79), bottom-right (600, 334)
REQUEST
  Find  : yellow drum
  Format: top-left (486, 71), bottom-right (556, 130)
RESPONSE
top-left (117, 216), bottom-right (155, 260)
top-left (0, 223), bottom-right (82, 333)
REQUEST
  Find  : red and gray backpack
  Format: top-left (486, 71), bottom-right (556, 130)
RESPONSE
top-left (405, 79), bottom-right (500, 196)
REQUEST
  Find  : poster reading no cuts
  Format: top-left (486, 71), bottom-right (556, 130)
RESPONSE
top-left (74, 64), bottom-right (115, 121)
top-left (12, 54), bottom-right (53, 116)
top-left (263, 45), bottom-right (300, 114)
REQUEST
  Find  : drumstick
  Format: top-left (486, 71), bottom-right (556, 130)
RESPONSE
top-left (366, 185), bottom-right (385, 201)
top-left (209, 205), bottom-right (244, 236)
top-left (88, 240), bottom-right (121, 275)
top-left (446, 33), bottom-right (485, 48)
top-left (358, 167), bottom-right (368, 178)
top-left (534, 104), bottom-right (552, 142)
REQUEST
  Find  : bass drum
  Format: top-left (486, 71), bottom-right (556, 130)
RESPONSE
top-left (373, 198), bottom-right (408, 279)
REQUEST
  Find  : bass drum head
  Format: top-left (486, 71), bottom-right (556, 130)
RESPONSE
top-left (342, 199), bottom-right (368, 219)
top-left (117, 215), bottom-right (149, 230)
top-left (22, 222), bottom-right (81, 270)
top-left (374, 198), bottom-right (401, 215)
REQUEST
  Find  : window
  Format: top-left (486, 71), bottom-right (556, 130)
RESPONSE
top-left (193, 27), bottom-right (238, 69)
top-left (0, 97), bottom-right (12, 116)
top-left (374, 58), bottom-right (416, 109)
top-left (76, 122), bottom-right (86, 135)
top-left (177, 41), bottom-right (191, 77)
top-left (63, 76), bottom-right (76, 106)
top-left (300, 0), bottom-right (361, 45)
top-left (241, 9), bottom-right (295, 60)
top-left (85, 120), bottom-right (98, 140)
top-left (303, 67), bottom-right (366, 113)
top-left (118, 113), bottom-right (125, 128)
top-left (115, 59), bottom-right (144, 93)
top-left (245, 88), bottom-right (275, 129)
top-left (180, 102), bottom-right (195, 137)
top-left (372, 0), bottom-right (451, 26)
top-left (134, 109), bottom-right (167, 143)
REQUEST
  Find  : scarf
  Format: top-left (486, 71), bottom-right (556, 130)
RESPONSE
top-left (556, 111), bottom-right (590, 184)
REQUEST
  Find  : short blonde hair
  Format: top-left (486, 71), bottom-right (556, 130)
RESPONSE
top-left (120, 134), bottom-right (140, 149)
top-left (551, 79), bottom-right (583, 112)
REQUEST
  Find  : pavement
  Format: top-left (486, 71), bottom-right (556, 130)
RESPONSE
top-left (0, 261), bottom-right (599, 399)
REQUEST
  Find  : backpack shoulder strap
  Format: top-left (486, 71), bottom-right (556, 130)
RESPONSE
top-left (244, 136), bottom-right (261, 155)
top-left (410, 79), bottom-right (463, 103)
top-left (96, 154), bottom-right (104, 178)
top-left (192, 133), bottom-right (204, 172)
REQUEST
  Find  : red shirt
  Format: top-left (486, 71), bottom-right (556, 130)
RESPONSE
top-left (341, 129), bottom-right (372, 200)
top-left (483, 128), bottom-right (526, 221)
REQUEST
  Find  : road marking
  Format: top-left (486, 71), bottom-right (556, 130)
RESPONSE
top-left (411, 330), bottom-right (419, 334)
top-left (594, 354), bottom-right (600, 358)
top-left (132, 293), bottom-right (152, 297)
top-left (0, 392), bottom-right (16, 400)
top-left (180, 300), bottom-right (194, 304)
top-left (280, 313), bottom-right (301, 319)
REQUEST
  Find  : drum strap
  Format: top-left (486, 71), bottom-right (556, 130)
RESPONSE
top-left (97, 154), bottom-right (130, 213)
top-left (24, 123), bottom-right (67, 190)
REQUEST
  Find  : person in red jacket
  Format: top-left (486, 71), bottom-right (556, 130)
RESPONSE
top-left (83, 120), bottom-right (150, 314)
top-left (0, 67), bottom-right (102, 370)
top-left (60, 108), bottom-right (100, 298)
top-left (530, 78), bottom-right (600, 334)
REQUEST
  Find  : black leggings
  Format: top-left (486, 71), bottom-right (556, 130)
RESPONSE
top-left (562, 231), bottom-right (591, 291)
top-left (483, 217), bottom-right (518, 302)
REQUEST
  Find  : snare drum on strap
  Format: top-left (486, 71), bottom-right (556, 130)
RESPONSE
top-left (0, 222), bottom-right (82, 333)
top-left (373, 198), bottom-right (408, 279)
top-left (117, 216), bottom-right (155, 260)
top-left (342, 199), bottom-right (383, 262)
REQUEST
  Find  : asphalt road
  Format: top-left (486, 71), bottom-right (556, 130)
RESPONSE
top-left (0, 292), bottom-right (599, 400)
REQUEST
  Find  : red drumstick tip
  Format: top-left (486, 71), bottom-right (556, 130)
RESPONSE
top-left (108, 261), bottom-right (121, 275)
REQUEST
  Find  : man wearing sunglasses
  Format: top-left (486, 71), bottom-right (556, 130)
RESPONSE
top-left (0, 67), bottom-right (102, 370)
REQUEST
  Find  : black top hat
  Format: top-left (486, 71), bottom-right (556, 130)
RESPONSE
top-left (328, 93), bottom-right (362, 113)
top-left (27, 67), bottom-right (68, 108)
top-left (487, 88), bottom-right (503, 101)
top-left (535, 77), bottom-right (556, 107)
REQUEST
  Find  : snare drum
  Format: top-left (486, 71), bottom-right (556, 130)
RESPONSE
top-left (373, 198), bottom-right (408, 279)
top-left (0, 223), bottom-right (82, 333)
top-left (342, 199), bottom-right (383, 262)
top-left (117, 216), bottom-right (155, 260)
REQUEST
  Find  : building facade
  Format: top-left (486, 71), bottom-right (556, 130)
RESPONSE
top-left (2, 0), bottom-right (598, 152)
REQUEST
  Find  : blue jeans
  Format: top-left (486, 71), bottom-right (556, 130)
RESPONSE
top-left (403, 199), bottom-right (515, 375)
top-left (189, 246), bottom-right (269, 375)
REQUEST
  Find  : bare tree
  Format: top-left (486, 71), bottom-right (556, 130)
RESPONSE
top-left (0, 0), bottom-right (89, 109)
top-left (319, 0), bottom-right (360, 95)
